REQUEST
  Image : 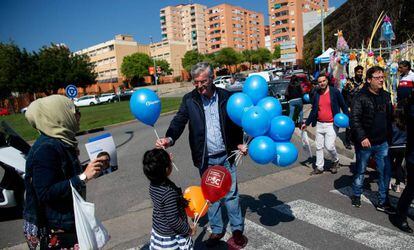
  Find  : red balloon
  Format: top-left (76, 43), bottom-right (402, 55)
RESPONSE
top-left (201, 165), bottom-right (232, 203)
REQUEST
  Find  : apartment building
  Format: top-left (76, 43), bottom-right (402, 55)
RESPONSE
top-left (76, 34), bottom-right (149, 84)
top-left (303, 7), bottom-right (335, 35)
top-left (268, 0), bottom-right (329, 65)
top-left (160, 3), bottom-right (207, 53)
top-left (150, 40), bottom-right (187, 77)
top-left (205, 3), bottom-right (265, 54)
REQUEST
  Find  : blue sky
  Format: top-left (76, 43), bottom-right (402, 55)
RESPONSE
top-left (0, 0), bottom-right (346, 52)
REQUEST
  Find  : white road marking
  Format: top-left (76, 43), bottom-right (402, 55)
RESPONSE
top-left (275, 199), bottom-right (414, 249)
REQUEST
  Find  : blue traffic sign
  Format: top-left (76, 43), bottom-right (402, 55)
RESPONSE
top-left (65, 85), bottom-right (78, 98)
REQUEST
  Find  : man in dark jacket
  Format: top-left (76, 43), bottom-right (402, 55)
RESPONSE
top-left (342, 65), bottom-right (364, 149)
top-left (350, 66), bottom-right (394, 213)
top-left (156, 62), bottom-right (247, 247)
top-left (286, 75), bottom-right (304, 125)
top-left (302, 74), bottom-right (349, 175)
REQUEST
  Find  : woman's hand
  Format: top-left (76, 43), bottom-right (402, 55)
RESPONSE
top-left (237, 144), bottom-right (248, 155)
top-left (83, 157), bottom-right (104, 181)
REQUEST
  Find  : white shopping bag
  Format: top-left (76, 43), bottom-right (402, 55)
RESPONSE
top-left (301, 130), bottom-right (313, 158)
top-left (71, 182), bottom-right (110, 249)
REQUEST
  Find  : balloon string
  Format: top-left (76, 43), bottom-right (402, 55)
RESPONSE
top-left (153, 127), bottom-right (179, 172)
top-left (185, 201), bottom-right (209, 249)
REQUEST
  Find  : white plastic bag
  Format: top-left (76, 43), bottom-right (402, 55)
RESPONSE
top-left (71, 182), bottom-right (110, 249)
top-left (301, 130), bottom-right (313, 158)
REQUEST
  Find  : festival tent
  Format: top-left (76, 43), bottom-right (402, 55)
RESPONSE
top-left (314, 48), bottom-right (335, 64)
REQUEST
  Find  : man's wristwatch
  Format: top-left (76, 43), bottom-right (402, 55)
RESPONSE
top-left (79, 173), bottom-right (88, 183)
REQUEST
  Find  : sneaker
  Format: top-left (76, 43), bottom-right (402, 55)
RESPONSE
top-left (351, 196), bottom-right (361, 208)
top-left (232, 230), bottom-right (248, 247)
top-left (390, 214), bottom-right (414, 233)
top-left (331, 160), bottom-right (340, 174)
top-left (376, 203), bottom-right (396, 214)
top-left (205, 232), bottom-right (225, 247)
top-left (310, 169), bottom-right (323, 175)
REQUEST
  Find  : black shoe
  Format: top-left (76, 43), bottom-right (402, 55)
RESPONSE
top-left (351, 196), bottom-right (361, 208)
top-left (205, 232), bottom-right (225, 247)
top-left (232, 230), bottom-right (248, 247)
top-left (376, 203), bottom-right (396, 214)
top-left (330, 160), bottom-right (340, 174)
top-left (310, 169), bottom-right (323, 175)
top-left (390, 215), bottom-right (414, 233)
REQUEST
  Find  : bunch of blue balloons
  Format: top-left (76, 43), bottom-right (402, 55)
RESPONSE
top-left (227, 75), bottom-right (298, 167)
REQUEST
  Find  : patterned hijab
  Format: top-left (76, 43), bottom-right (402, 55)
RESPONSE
top-left (25, 95), bottom-right (79, 147)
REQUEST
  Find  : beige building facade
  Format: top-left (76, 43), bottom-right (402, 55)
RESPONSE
top-left (268, 0), bottom-right (328, 65)
top-left (150, 40), bottom-right (187, 77)
top-left (205, 4), bottom-right (265, 54)
top-left (76, 34), bottom-right (149, 84)
top-left (160, 3), bottom-right (207, 53)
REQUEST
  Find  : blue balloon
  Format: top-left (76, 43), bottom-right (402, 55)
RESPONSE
top-left (334, 113), bottom-right (349, 128)
top-left (243, 75), bottom-right (268, 104)
top-left (268, 116), bottom-right (295, 141)
top-left (242, 106), bottom-right (270, 137)
top-left (249, 136), bottom-right (276, 165)
top-left (129, 88), bottom-right (161, 126)
top-left (257, 97), bottom-right (282, 119)
top-left (226, 93), bottom-right (254, 126)
top-left (272, 142), bottom-right (298, 167)
top-left (303, 93), bottom-right (310, 103)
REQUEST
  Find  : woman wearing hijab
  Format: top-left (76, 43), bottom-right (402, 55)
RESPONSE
top-left (23, 95), bottom-right (104, 249)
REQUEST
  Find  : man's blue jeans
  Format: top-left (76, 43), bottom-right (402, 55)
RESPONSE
top-left (205, 154), bottom-right (244, 234)
top-left (352, 141), bottom-right (391, 204)
top-left (288, 98), bottom-right (303, 124)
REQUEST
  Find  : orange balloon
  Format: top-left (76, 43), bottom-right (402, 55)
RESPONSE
top-left (183, 186), bottom-right (209, 219)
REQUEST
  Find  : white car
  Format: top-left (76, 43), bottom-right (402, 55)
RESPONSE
top-left (248, 71), bottom-right (274, 82)
top-left (213, 75), bottom-right (232, 89)
top-left (74, 95), bottom-right (100, 107)
top-left (99, 93), bottom-right (117, 103)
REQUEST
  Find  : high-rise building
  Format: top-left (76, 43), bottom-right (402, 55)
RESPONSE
top-left (160, 4), bottom-right (207, 53)
top-left (268, 0), bottom-right (328, 65)
top-left (150, 40), bottom-right (187, 77)
top-left (205, 3), bottom-right (265, 54)
top-left (75, 34), bottom-right (149, 84)
top-left (303, 7), bottom-right (335, 36)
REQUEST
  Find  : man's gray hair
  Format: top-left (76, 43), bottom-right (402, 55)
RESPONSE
top-left (190, 62), bottom-right (214, 79)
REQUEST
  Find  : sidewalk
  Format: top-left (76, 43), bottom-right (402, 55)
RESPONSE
top-left (302, 104), bottom-right (355, 160)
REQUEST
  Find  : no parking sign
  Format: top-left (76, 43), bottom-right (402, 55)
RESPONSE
top-left (65, 84), bottom-right (78, 99)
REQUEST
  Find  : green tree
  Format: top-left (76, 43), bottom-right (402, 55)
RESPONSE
top-left (182, 50), bottom-right (204, 72)
top-left (272, 45), bottom-right (281, 60)
top-left (215, 48), bottom-right (242, 68)
top-left (38, 44), bottom-right (95, 94)
top-left (0, 43), bottom-right (21, 100)
top-left (155, 59), bottom-right (172, 75)
top-left (251, 48), bottom-right (272, 69)
top-left (241, 50), bottom-right (253, 69)
top-left (121, 52), bottom-right (152, 85)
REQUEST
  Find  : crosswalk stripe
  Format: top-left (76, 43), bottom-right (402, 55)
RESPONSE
top-left (275, 199), bottom-right (414, 249)
top-left (330, 186), bottom-right (414, 215)
top-left (215, 219), bottom-right (308, 250)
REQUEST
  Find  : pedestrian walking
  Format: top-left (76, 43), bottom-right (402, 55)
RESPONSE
top-left (286, 75), bottom-right (304, 126)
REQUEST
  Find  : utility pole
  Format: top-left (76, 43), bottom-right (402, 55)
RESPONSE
top-left (149, 36), bottom-right (158, 91)
top-left (320, 0), bottom-right (325, 53)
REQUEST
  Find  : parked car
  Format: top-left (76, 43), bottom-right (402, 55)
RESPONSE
top-left (268, 80), bottom-right (290, 115)
top-left (213, 76), bottom-right (232, 89)
top-left (248, 71), bottom-right (274, 82)
top-left (0, 121), bottom-right (28, 210)
top-left (99, 93), bottom-right (117, 103)
top-left (226, 77), bottom-right (245, 92)
top-left (0, 108), bottom-right (10, 116)
top-left (118, 89), bottom-right (134, 101)
top-left (74, 95), bottom-right (101, 107)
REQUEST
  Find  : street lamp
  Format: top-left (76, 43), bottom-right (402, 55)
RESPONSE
top-left (320, 0), bottom-right (325, 53)
top-left (149, 36), bottom-right (158, 91)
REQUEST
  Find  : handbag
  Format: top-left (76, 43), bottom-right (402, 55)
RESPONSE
top-left (70, 181), bottom-right (110, 250)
